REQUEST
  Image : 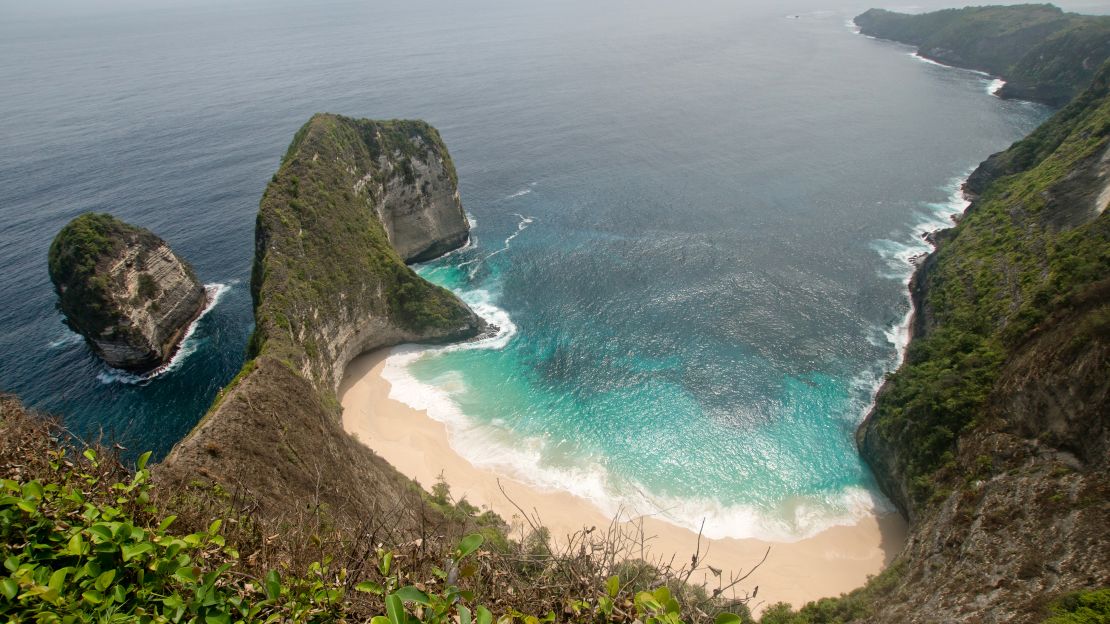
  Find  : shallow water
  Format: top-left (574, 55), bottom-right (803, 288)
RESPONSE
top-left (1, 0), bottom-right (1085, 538)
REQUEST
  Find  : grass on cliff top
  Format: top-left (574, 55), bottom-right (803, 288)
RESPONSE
top-left (868, 65), bottom-right (1110, 505)
top-left (1, 396), bottom-right (758, 624)
top-left (249, 113), bottom-right (473, 384)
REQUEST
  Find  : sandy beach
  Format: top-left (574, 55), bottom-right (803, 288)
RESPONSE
top-left (339, 350), bottom-right (907, 614)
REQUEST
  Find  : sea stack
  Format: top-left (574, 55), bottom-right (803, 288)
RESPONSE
top-left (48, 213), bottom-right (207, 373)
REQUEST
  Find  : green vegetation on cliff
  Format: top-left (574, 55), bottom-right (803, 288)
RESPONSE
top-left (48, 213), bottom-right (164, 337)
top-left (855, 4), bottom-right (1110, 105)
top-left (250, 113), bottom-right (477, 388)
top-left (863, 62), bottom-right (1110, 511)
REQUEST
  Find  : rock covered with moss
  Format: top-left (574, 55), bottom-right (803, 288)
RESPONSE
top-left (48, 213), bottom-right (207, 372)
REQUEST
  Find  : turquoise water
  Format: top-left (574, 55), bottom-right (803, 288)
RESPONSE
top-left (1, 0), bottom-right (1084, 540)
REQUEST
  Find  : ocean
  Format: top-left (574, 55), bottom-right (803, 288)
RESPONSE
top-left (3, 0), bottom-right (1095, 540)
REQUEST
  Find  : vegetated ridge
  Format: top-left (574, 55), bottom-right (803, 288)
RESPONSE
top-left (47, 213), bottom-right (208, 372)
top-left (158, 113), bottom-right (487, 528)
top-left (854, 4), bottom-right (1110, 106)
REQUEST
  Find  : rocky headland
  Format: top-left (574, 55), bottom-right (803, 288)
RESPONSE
top-left (158, 113), bottom-right (486, 528)
top-left (47, 213), bottom-right (208, 373)
top-left (855, 4), bottom-right (1110, 106)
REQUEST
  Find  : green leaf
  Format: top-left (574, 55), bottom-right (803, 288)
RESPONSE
top-left (22, 481), bottom-right (44, 500)
top-left (87, 524), bottom-right (113, 542)
top-left (136, 451), bottom-right (152, 471)
top-left (205, 613), bottom-right (231, 624)
top-left (715, 614), bottom-right (742, 624)
top-left (459, 605), bottom-right (472, 624)
top-left (457, 533), bottom-right (484, 559)
top-left (264, 570), bottom-right (281, 600)
top-left (48, 568), bottom-right (70, 592)
top-left (394, 585), bottom-right (430, 605)
top-left (653, 586), bottom-right (671, 605)
top-left (606, 575), bottom-right (620, 598)
top-left (378, 550), bottom-right (393, 576)
top-left (385, 593), bottom-right (405, 624)
top-left (174, 566), bottom-right (198, 583)
top-left (370, 617), bottom-right (390, 624)
top-left (477, 605), bottom-right (493, 624)
top-left (208, 519), bottom-right (222, 535)
top-left (121, 541), bottom-right (153, 561)
top-left (81, 590), bottom-right (104, 605)
top-left (355, 581), bottom-right (383, 595)
top-left (95, 569), bottom-right (116, 591)
top-left (0, 578), bottom-right (18, 600)
top-left (158, 515), bottom-right (178, 532)
top-left (65, 533), bottom-right (86, 556)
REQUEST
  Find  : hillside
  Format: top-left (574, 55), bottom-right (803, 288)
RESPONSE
top-left (158, 114), bottom-right (486, 529)
top-left (853, 62), bottom-right (1109, 621)
top-left (855, 4), bottom-right (1110, 105)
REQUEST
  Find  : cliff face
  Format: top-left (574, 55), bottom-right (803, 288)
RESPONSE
top-left (47, 213), bottom-right (207, 372)
top-left (371, 128), bottom-right (470, 263)
top-left (854, 5), bottom-right (1110, 106)
top-left (160, 114), bottom-right (483, 524)
top-left (854, 63), bottom-right (1110, 622)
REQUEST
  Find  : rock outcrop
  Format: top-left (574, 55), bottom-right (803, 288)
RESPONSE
top-left (854, 5), bottom-right (1110, 106)
top-left (851, 62), bottom-right (1110, 622)
top-left (159, 114), bottom-right (484, 526)
top-left (48, 213), bottom-right (207, 373)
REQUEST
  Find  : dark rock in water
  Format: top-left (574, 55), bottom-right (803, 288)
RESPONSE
top-left (48, 213), bottom-right (207, 372)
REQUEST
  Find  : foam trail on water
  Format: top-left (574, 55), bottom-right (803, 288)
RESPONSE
top-left (988, 78), bottom-right (1006, 96)
top-left (467, 213), bottom-right (534, 277)
top-left (97, 282), bottom-right (231, 385)
top-left (47, 332), bottom-right (84, 349)
top-left (504, 181), bottom-right (537, 200)
top-left (909, 52), bottom-right (990, 77)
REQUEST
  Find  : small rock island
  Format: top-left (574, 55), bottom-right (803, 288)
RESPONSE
top-left (48, 213), bottom-right (207, 372)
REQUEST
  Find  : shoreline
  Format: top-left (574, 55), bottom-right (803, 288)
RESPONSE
top-left (339, 350), bottom-right (908, 614)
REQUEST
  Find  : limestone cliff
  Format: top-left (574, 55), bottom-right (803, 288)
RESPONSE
top-left (851, 63), bottom-right (1110, 622)
top-left (159, 114), bottom-right (484, 525)
top-left (47, 213), bottom-right (207, 373)
top-left (854, 5), bottom-right (1110, 106)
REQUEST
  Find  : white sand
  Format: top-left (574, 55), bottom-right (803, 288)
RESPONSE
top-left (340, 350), bottom-right (906, 614)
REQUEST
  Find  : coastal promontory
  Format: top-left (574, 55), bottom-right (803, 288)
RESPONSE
top-left (47, 213), bottom-right (207, 372)
top-left (160, 113), bottom-right (485, 525)
top-left (855, 4), bottom-right (1110, 106)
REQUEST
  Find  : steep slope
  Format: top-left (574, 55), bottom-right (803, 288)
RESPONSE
top-left (48, 213), bottom-right (207, 372)
top-left (159, 114), bottom-right (485, 528)
top-left (852, 64), bottom-right (1110, 622)
top-left (855, 5), bottom-right (1110, 106)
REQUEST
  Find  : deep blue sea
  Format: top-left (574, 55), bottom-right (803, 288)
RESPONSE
top-left (4, 0), bottom-right (1102, 540)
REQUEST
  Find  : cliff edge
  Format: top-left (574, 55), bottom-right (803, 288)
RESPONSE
top-left (47, 213), bottom-right (207, 372)
top-left (159, 114), bottom-right (484, 526)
